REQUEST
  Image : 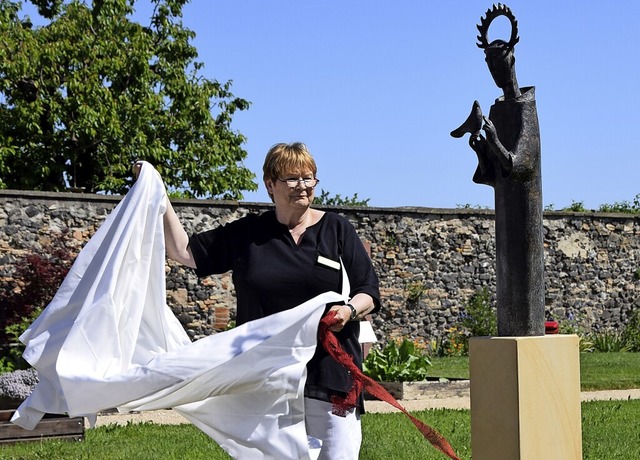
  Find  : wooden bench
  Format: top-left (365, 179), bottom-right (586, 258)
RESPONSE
top-left (0, 409), bottom-right (84, 444)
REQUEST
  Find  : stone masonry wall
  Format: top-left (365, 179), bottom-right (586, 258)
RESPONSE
top-left (1, 190), bottom-right (639, 343)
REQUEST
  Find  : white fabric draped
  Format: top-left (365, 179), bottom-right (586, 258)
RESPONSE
top-left (12, 162), bottom-right (347, 460)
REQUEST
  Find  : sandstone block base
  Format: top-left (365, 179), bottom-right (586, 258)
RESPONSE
top-left (469, 335), bottom-right (582, 460)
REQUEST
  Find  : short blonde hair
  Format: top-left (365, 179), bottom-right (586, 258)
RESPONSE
top-left (262, 142), bottom-right (317, 182)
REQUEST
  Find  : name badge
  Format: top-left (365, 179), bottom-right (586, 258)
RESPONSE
top-left (317, 254), bottom-right (341, 270)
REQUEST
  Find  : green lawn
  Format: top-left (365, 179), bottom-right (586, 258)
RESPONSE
top-left (1, 353), bottom-right (638, 459)
top-left (429, 352), bottom-right (640, 391)
top-left (1, 400), bottom-right (639, 459)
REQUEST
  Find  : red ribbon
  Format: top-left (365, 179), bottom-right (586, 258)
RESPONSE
top-left (318, 311), bottom-right (460, 460)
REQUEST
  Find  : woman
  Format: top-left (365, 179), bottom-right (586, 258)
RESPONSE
top-left (151, 142), bottom-right (380, 459)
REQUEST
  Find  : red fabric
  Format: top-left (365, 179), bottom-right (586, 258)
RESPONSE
top-left (318, 311), bottom-right (460, 460)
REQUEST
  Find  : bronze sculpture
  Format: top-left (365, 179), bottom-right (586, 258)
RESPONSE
top-left (451, 4), bottom-right (544, 336)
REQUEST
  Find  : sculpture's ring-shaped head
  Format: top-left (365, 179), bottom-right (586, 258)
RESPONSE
top-left (476, 3), bottom-right (519, 54)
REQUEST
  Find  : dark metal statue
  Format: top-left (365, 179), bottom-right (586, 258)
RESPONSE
top-left (451, 4), bottom-right (544, 336)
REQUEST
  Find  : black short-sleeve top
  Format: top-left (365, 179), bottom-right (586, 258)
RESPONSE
top-left (188, 210), bottom-right (381, 397)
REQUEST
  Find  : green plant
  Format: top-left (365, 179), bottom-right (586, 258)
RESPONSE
top-left (597, 193), bottom-right (640, 214)
top-left (589, 330), bottom-right (631, 353)
top-left (455, 203), bottom-right (489, 210)
top-left (405, 281), bottom-right (426, 303)
top-left (425, 337), bottom-right (447, 358)
top-left (558, 312), bottom-right (595, 352)
top-left (458, 288), bottom-right (497, 338)
top-left (0, 308), bottom-right (42, 372)
top-left (442, 326), bottom-right (468, 357)
top-left (363, 338), bottom-right (432, 382)
top-left (313, 189), bottom-right (370, 207)
top-left (622, 308), bottom-right (640, 352)
top-left (0, 234), bottom-right (74, 371)
top-left (562, 200), bottom-right (587, 212)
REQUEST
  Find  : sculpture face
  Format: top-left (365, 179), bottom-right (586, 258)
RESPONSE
top-left (484, 43), bottom-right (514, 90)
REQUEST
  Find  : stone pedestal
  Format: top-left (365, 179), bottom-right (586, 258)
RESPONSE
top-left (469, 335), bottom-right (582, 460)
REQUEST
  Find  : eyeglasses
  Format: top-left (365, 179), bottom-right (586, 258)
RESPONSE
top-left (277, 177), bottom-right (319, 188)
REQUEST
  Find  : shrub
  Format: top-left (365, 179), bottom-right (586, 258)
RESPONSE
top-left (558, 311), bottom-right (595, 352)
top-left (597, 193), bottom-right (640, 214)
top-left (363, 338), bottom-right (432, 382)
top-left (442, 326), bottom-right (469, 357)
top-left (590, 330), bottom-right (631, 353)
top-left (405, 281), bottom-right (426, 303)
top-left (0, 234), bottom-right (74, 371)
top-left (445, 287), bottom-right (497, 356)
top-left (0, 308), bottom-right (43, 372)
top-left (458, 288), bottom-right (497, 338)
top-left (622, 309), bottom-right (640, 352)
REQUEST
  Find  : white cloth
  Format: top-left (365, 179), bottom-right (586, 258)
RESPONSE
top-left (305, 398), bottom-right (362, 460)
top-left (11, 162), bottom-right (347, 460)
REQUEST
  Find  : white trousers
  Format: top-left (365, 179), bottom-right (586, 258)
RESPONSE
top-left (305, 397), bottom-right (362, 460)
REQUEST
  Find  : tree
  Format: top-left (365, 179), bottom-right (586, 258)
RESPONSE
top-left (0, 0), bottom-right (257, 199)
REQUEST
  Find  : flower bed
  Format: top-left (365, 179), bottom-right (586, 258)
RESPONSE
top-left (0, 409), bottom-right (85, 444)
top-left (0, 369), bottom-right (84, 444)
top-left (365, 378), bottom-right (470, 400)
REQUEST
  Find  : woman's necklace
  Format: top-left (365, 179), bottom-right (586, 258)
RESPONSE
top-left (288, 213), bottom-right (311, 243)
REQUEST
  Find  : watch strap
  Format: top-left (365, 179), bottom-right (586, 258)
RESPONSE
top-left (346, 303), bottom-right (357, 321)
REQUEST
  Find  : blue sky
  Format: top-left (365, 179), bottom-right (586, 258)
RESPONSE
top-left (23, 1), bottom-right (640, 209)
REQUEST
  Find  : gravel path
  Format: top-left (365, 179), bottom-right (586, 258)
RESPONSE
top-left (88, 387), bottom-right (640, 428)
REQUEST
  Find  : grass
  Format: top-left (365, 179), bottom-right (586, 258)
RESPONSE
top-left (579, 352), bottom-right (640, 390)
top-left (1, 353), bottom-right (638, 459)
top-left (429, 352), bottom-right (640, 391)
top-left (1, 400), bottom-right (639, 459)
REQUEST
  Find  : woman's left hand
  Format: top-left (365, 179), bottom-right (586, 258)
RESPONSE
top-left (327, 305), bottom-right (352, 332)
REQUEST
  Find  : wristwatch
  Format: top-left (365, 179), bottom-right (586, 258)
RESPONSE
top-left (346, 303), bottom-right (357, 321)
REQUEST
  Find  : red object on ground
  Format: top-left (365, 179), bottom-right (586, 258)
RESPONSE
top-left (545, 321), bottom-right (559, 334)
top-left (318, 311), bottom-right (460, 460)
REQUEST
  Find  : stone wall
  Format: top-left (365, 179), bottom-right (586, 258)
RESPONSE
top-left (1, 190), bottom-right (639, 343)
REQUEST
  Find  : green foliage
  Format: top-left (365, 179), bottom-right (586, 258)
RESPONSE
top-left (589, 329), bottom-right (631, 353)
top-left (597, 193), bottom-right (640, 214)
top-left (0, 0), bottom-right (256, 199)
top-left (0, 308), bottom-right (42, 372)
top-left (313, 189), bottom-right (370, 207)
top-left (405, 281), bottom-right (425, 303)
top-left (434, 288), bottom-right (497, 357)
top-left (458, 288), bottom-right (497, 338)
top-left (562, 200), bottom-right (587, 212)
top-left (622, 309), bottom-right (640, 352)
top-left (363, 338), bottom-right (432, 382)
top-left (557, 194), bottom-right (640, 214)
top-left (455, 203), bottom-right (489, 210)
top-left (0, 233), bottom-right (73, 371)
top-left (558, 312), bottom-right (595, 352)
